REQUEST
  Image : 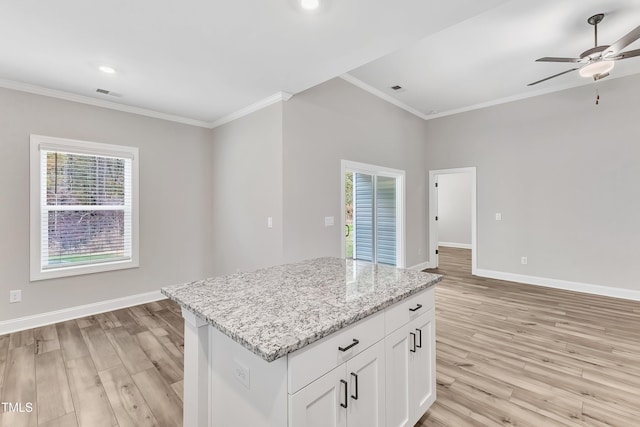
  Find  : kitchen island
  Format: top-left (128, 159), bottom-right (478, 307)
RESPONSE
top-left (162, 257), bottom-right (442, 427)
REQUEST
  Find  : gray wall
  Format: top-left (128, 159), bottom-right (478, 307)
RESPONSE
top-left (210, 103), bottom-right (284, 275)
top-left (282, 78), bottom-right (429, 267)
top-left (0, 87), bottom-right (213, 321)
top-left (437, 173), bottom-right (472, 246)
top-left (425, 73), bottom-right (640, 290)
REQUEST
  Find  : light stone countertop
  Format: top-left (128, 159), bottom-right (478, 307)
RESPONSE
top-left (161, 257), bottom-right (442, 362)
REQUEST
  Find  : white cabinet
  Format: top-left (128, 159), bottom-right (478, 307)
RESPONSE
top-left (385, 308), bottom-right (436, 427)
top-left (289, 364), bottom-right (347, 427)
top-left (411, 310), bottom-right (436, 424)
top-left (290, 340), bottom-right (386, 427)
top-left (385, 324), bottom-right (411, 427)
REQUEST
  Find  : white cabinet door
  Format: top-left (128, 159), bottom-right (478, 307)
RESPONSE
top-left (385, 324), bottom-right (412, 427)
top-left (410, 309), bottom-right (436, 425)
top-left (289, 364), bottom-right (347, 427)
top-left (346, 340), bottom-right (386, 427)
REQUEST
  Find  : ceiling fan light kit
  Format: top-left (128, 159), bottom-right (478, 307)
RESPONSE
top-left (578, 60), bottom-right (614, 79)
top-left (528, 13), bottom-right (640, 86)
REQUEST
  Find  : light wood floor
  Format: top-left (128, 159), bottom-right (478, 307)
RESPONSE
top-left (0, 300), bottom-right (185, 427)
top-left (420, 246), bottom-right (640, 427)
top-left (2, 249), bottom-right (640, 426)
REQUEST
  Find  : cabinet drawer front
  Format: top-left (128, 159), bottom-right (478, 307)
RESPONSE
top-left (385, 287), bottom-right (434, 334)
top-left (288, 311), bottom-right (384, 394)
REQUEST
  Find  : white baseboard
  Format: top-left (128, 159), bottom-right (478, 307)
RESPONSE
top-left (409, 261), bottom-right (436, 271)
top-left (475, 269), bottom-right (640, 302)
top-left (438, 242), bottom-right (472, 249)
top-left (0, 290), bottom-right (166, 335)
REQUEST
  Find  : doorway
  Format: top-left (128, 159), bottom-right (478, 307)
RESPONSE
top-left (341, 160), bottom-right (405, 268)
top-left (428, 167), bottom-right (477, 273)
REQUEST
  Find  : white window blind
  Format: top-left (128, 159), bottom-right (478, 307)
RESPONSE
top-left (30, 135), bottom-right (138, 280)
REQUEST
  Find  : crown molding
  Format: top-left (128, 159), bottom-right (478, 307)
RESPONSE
top-left (209, 91), bottom-right (293, 128)
top-left (0, 78), bottom-right (212, 128)
top-left (339, 74), bottom-right (429, 120)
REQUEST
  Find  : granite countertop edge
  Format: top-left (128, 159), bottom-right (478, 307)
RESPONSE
top-left (161, 274), bottom-right (442, 362)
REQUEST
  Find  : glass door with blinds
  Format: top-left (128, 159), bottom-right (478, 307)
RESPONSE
top-left (342, 161), bottom-right (405, 268)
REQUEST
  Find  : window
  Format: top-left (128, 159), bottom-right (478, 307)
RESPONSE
top-left (30, 135), bottom-right (139, 280)
top-left (341, 160), bottom-right (405, 268)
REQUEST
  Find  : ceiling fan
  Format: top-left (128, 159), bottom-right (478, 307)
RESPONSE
top-left (528, 14), bottom-right (640, 86)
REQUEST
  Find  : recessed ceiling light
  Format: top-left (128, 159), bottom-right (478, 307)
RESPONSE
top-left (300, 0), bottom-right (320, 10)
top-left (99, 65), bottom-right (116, 74)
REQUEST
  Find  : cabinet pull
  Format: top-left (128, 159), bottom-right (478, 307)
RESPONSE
top-left (409, 303), bottom-right (423, 312)
top-left (338, 338), bottom-right (359, 352)
top-left (350, 372), bottom-right (359, 400)
top-left (340, 379), bottom-right (348, 408)
top-left (416, 328), bottom-right (422, 348)
top-left (410, 332), bottom-right (416, 353)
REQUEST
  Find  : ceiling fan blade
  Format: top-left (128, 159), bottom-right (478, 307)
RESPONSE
top-left (603, 24), bottom-right (640, 57)
top-left (527, 68), bottom-right (578, 86)
top-left (611, 48), bottom-right (640, 60)
top-left (535, 57), bottom-right (581, 63)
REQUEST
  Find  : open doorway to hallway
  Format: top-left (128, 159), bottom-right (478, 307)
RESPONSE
top-left (428, 167), bottom-right (477, 273)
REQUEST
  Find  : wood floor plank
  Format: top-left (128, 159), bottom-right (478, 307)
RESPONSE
top-left (0, 334), bottom-right (9, 389)
top-left (65, 356), bottom-right (116, 427)
top-left (79, 325), bottom-right (120, 373)
top-left (104, 328), bottom-right (153, 375)
top-left (423, 246), bottom-right (640, 426)
top-left (132, 367), bottom-right (183, 427)
top-left (99, 365), bottom-right (158, 427)
top-left (171, 380), bottom-right (183, 402)
top-left (75, 316), bottom-right (98, 330)
top-left (38, 413), bottom-right (78, 427)
top-left (93, 312), bottom-right (122, 330)
top-left (0, 345), bottom-right (37, 427)
top-left (35, 350), bottom-right (74, 425)
top-left (135, 331), bottom-right (182, 385)
top-left (9, 330), bottom-right (34, 350)
top-left (56, 321), bottom-right (89, 362)
top-left (33, 325), bottom-right (60, 355)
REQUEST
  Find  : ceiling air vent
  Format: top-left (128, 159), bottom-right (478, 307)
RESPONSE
top-left (96, 88), bottom-right (110, 95)
top-left (390, 85), bottom-right (403, 91)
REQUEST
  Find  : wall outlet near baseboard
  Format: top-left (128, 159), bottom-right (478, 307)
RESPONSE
top-left (521, 257), bottom-right (528, 265)
top-left (9, 290), bottom-right (22, 303)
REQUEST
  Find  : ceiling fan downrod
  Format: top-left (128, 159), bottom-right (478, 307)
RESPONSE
top-left (588, 13), bottom-right (605, 47)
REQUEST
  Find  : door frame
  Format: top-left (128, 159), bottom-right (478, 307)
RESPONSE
top-left (341, 160), bottom-right (406, 268)
top-left (428, 167), bottom-right (477, 273)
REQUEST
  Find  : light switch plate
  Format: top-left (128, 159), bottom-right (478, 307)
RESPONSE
top-left (495, 213), bottom-right (502, 221)
top-left (324, 216), bottom-right (334, 226)
top-left (267, 217), bottom-right (273, 228)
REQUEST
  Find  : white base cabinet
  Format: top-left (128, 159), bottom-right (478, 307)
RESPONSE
top-left (385, 309), bottom-right (436, 427)
top-left (290, 340), bottom-right (386, 427)
top-left (181, 287), bottom-right (436, 427)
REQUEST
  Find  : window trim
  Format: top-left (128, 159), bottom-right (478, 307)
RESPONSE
top-left (30, 134), bottom-right (139, 281)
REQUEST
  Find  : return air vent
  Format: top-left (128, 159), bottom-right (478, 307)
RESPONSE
top-left (96, 88), bottom-right (110, 95)
top-left (390, 85), bottom-right (403, 91)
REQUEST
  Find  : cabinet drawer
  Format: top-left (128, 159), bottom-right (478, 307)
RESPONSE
top-left (288, 310), bottom-right (384, 394)
top-left (385, 287), bottom-right (434, 334)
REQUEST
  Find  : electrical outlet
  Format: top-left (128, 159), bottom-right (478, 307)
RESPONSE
top-left (267, 217), bottom-right (273, 228)
top-left (521, 257), bottom-right (528, 265)
top-left (9, 290), bottom-right (22, 303)
top-left (233, 359), bottom-right (250, 389)
top-left (324, 216), bottom-right (334, 226)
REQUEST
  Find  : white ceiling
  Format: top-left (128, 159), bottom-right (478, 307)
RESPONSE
top-left (1, 0), bottom-right (639, 126)
top-left (348, 0), bottom-right (640, 119)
